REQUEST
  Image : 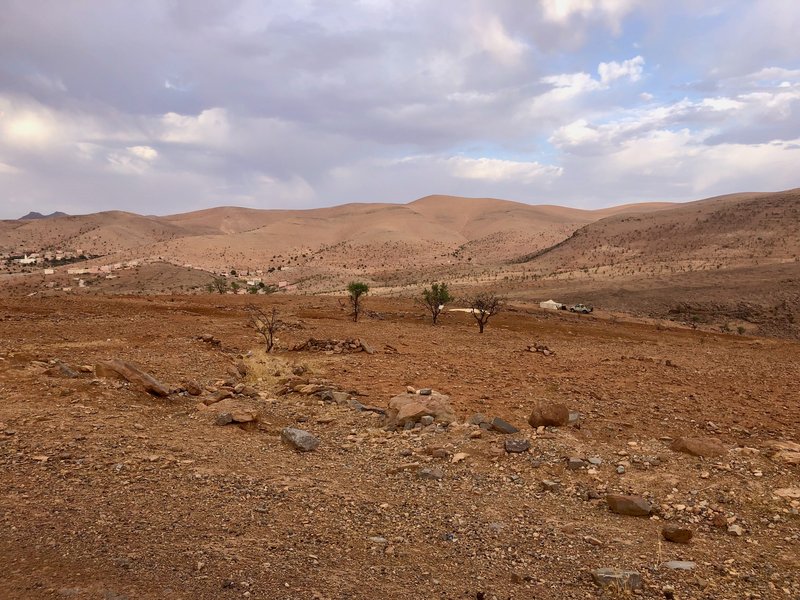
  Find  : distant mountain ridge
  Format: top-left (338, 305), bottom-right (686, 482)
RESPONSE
top-left (19, 211), bottom-right (68, 220)
top-left (2, 190), bottom-right (798, 280)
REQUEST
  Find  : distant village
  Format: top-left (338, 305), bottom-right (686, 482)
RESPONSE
top-left (1, 249), bottom-right (296, 294)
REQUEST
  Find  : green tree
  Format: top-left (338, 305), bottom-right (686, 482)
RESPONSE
top-left (347, 281), bottom-right (369, 322)
top-left (208, 275), bottom-right (228, 294)
top-left (421, 282), bottom-right (452, 325)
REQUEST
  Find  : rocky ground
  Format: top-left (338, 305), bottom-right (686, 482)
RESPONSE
top-left (0, 294), bottom-right (798, 599)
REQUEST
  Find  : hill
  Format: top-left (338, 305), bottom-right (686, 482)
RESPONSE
top-left (520, 189), bottom-right (800, 276)
top-left (18, 211), bottom-right (69, 220)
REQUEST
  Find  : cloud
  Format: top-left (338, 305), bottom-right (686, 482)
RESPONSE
top-left (541, 0), bottom-right (642, 32)
top-left (598, 56), bottom-right (644, 85)
top-left (445, 156), bottom-right (562, 182)
top-left (0, 2), bottom-right (799, 218)
top-left (472, 14), bottom-right (527, 65)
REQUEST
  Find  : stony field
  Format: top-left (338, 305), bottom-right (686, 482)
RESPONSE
top-left (0, 294), bottom-right (798, 599)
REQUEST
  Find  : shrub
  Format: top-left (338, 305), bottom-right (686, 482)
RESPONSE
top-left (421, 282), bottom-right (452, 325)
top-left (347, 281), bottom-right (369, 322)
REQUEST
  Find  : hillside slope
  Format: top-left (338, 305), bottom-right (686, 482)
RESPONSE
top-left (522, 189), bottom-right (800, 276)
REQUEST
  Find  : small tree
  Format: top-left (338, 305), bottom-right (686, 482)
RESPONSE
top-left (421, 282), bottom-right (452, 325)
top-left (347, 281), bottom-right (369, 322)
top-left (247, 305), bottom-right (281, 352)
top-left (208, 275), bottom-right (228, 294)
top-left (468, 292), bottom-right (503, 333)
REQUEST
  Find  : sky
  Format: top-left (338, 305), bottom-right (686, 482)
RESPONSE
top-left (1, 0), bottom-right (800, 218)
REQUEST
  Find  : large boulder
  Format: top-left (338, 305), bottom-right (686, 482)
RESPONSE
top-left (387, 392), bottom-right (456, 427)
top-left (528, 400), bottom-right (570, 428)
top-left (670, 436), bottom-right (727, 458)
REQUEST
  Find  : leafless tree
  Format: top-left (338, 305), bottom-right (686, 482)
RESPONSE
top-left (247, 305), bottom-right (281, 352)
top-left (468, 292), bottom-right (503, 333)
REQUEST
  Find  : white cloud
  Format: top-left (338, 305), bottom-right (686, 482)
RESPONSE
top-left (446, 156), bottom-right (562, 182)
top-left (160, 108), bottom-right (229, 145)
top-left (472, 14), bottom-right (527, 65)
top-left (127, 145), bottom-right (158, 161)
top-left (107, 145), bottom-right (159, 174)
top-left (598, 55), bottom-right (644, 85)
top-left (541, 0), bottom-right (641, 31)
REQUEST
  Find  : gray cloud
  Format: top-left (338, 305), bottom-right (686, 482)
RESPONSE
top-left (1, 0), bottom-right (799, 218)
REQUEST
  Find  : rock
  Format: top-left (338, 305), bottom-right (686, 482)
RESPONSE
top-left (418, 467), bottom-right (444, 480)
top-left (727, 524), bottom-right (744, 536)
top-left (281, 427), bottom-right (320, 452)
top-left (588, 457), bottom-right (603, 465)
top-left (204, 389), bottom-right (233, 405)
top-left (211, 398), bottom-right (259, 424)
top-left (95, 359), bottom-right (170, 397)
top-left (418, 388), bottom-right (432, 396)
top-left (584, 535), bottom-right (603, 546)
top-left (528, 401), bottom-right (570, 428)
top-left (468, 413), bottom-right (488, 426)
top-left (387, 392), bottom-right (456, 427)
top-left (764, 440), bottom-right (800, 465)
top-left (670, 436), bottom-right (727, 458)
top-left (420, 415), bottom-right (435, 426)
top-left (590, 568), bottom-right (642, 591)
top-left (45, 362), bottom-right (79, 378)
top-left (406, 386), bottom-right (416, 394)
top-left (616, 465), bottom-right (626, 474)
top-left (606, 494), bottom-right (652, 516)
top-left (663, 561), bottom-right (696, 571)
top-left (298, 384), bottom-right (328, 395)
top-left (662, 524), bottom-right (693, 544)
top-left (773, 487), bottom-right (800, 499)
top-left (505, 439), bottom-right (530, 453)
top-left (452, 452), bottom-right (469, 464)
top-left (567, 457), bottom-right (586, 470)
top-left (360, 341), bottom-right (375, 355)
top-left (541, 480), bottom-right (561, 492)
top-left (215, 413), bottom-right (233, 426)
top-left (490, 417), bottom-right (519, 434)
top-left (239, 385), bottom-right (259, 397)
top-left (184, 380), bottom-right (203, 396)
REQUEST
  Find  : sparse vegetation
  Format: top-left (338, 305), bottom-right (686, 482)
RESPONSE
top-left (347, 281), bottom-right (369, 322)
top-left (421, 282), bottom-right (452, 325)
top-left (247, 305), bottom-right (281, 352)
top-left (468, 292), bottom-right (503, 333)
top-left (207, 275), bottom-right (228, 294)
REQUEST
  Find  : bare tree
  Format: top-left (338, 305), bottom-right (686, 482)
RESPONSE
top-left (421, 282), bottom-right (452, 325)
top-left (347, 281), bottom-right (369, 322)
top-left (468, 292), bottom-right (503, 333)
top-left (247, 305), bottom-right (281, 352)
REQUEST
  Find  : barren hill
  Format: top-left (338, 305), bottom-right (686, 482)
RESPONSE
top-left (0, 211), bottom-right (192, 256)
top-left (1, 195), bottom-right (672, 271)
top-left (522, 189), bottom-right (800, 276)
